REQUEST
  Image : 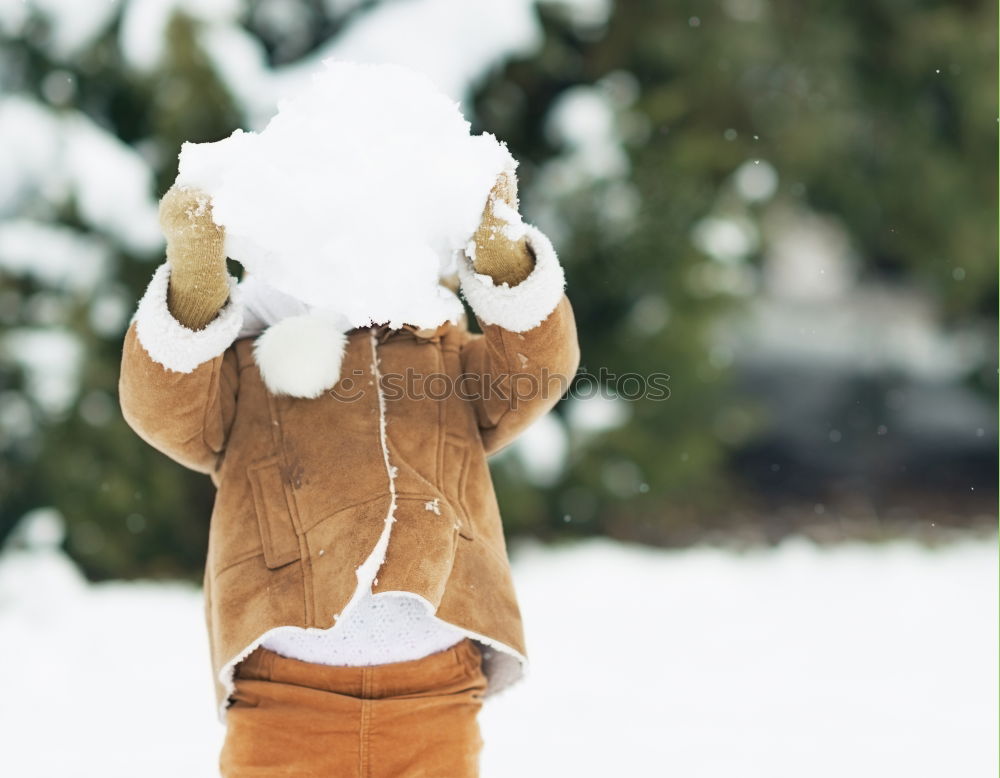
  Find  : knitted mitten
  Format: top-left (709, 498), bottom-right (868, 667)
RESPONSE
top-left (468, 171), bottom-right (535, 287)
top-left (159, 185), bottom-right (231, 330)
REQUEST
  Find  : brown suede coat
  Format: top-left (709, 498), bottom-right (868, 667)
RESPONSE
top-left (118, 296), bottom-right (578, 712)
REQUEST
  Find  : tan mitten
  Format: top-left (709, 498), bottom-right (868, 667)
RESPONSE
top-left (159, 185), bottom-right (231, 330)
top-left (468, 171), bottom-right (535, 287)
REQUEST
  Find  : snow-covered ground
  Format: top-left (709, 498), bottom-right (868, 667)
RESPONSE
top-left (1, 528), bottom-right (995, 777)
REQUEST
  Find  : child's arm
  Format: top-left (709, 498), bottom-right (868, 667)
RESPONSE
top-left (118, 187), bottom-right (244, 475)
top-left (159, 186), bottom-right (232, 330)
top-left (458, 174), bottom-right (581, 456)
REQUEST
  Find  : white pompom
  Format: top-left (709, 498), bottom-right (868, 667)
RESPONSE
top-left (252, 314), bottom-right (348, 399)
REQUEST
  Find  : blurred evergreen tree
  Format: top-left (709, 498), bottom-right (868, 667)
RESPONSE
top-left (472, 0), bottom-right (997, 544)
top-left (0, 3), bottom-right (391, 579)
top-left (0, 9), bottom-right (245, 579)
top-left (0, 0), bottom-right (994, 577)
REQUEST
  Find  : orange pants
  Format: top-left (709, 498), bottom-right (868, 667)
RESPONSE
top-left (219, 638), bottom-right (488, 777)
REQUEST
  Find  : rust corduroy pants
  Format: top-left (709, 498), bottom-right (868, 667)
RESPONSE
top-left (219, 638), bottom-right (488, 777)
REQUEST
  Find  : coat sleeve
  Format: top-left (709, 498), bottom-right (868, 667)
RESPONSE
top-left (459, 225), bottom-right (580, 456)
top-left (118, 261), bottom-right (244, 475)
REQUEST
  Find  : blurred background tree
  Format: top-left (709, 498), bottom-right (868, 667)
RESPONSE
top-left (478, 0), bottom-right (997, 543)
top-left (0, 0), bottom-right (995, 580)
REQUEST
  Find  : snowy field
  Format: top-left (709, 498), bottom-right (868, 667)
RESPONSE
top-left (1, 529), bottom-right (996, 777)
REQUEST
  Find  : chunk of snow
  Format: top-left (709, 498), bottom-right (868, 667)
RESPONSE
top-left (691, 215), bottom-right (759, 263)
top-left (0, 96), bottom-right (160, 254)
top-left (0, 220), bottom-right (110, 293)
top-left (88, 286), bottom-right (134, 337)
top-left (323, 0), bottom-right (367, 14)
top-left (510, 412), bottom-right (568, 486)
top-left (492, 199), bottom-right (529, 241)
top-left (0, 96), bottom-right (63, 215)
top-left (533, 79), bottom-right (638, 241)
top-left (566, 393), bottom-right (630, 434)
top-left (3, 507), bottom-right (65, 550)
top-left (543, 0), bottom-right (613, 29)
top-left (2, 328), bottom-right (83, 415)
top-left (119, 0), bottom-right (241, 73)
top-left (0, 0), bottom-right (120, 59)
top-left (299, 0), bottom-right (541, 99)
top-left (544, 85), bottom-right (629, 181)
top-left (177, 61), bottom-right (515, 329)
top-left (61, 112), bottom-right (162, 253)
top-left (200, 0), bottom-right (542, 127)
top-left (733, 158), bottom-right (778, 202)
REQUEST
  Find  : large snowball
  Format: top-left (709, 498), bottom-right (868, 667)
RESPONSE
top-left (176, 60), bottom-right (514, 329)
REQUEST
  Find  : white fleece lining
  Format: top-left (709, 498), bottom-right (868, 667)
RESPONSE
top-left (369, 589), bottom-right (527, 695)
top-left (457, 223), bottom-right (565, 333)
top-left (132, 261), bottom-right (244, 373)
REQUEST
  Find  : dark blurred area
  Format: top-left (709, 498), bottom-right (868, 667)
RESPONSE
top-left (0, 0), bottom-right (996, 580)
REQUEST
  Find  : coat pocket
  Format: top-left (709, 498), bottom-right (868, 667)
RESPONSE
top-left (443, 436), bottom-right (474, 540)
top-left (247, 456), bottom-right (300, 569)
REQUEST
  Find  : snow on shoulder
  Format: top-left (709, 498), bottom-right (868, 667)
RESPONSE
top-left (176, 60), bottom-right (514, 330)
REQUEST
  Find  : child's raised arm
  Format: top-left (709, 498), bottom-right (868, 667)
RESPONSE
top-left (459, 173), bottom-right (580, 456)
top-left (118, 186), bottom-right (244, 476)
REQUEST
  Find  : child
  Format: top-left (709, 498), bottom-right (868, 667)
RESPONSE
top-left (119, 171), bottom-right (579, 776)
